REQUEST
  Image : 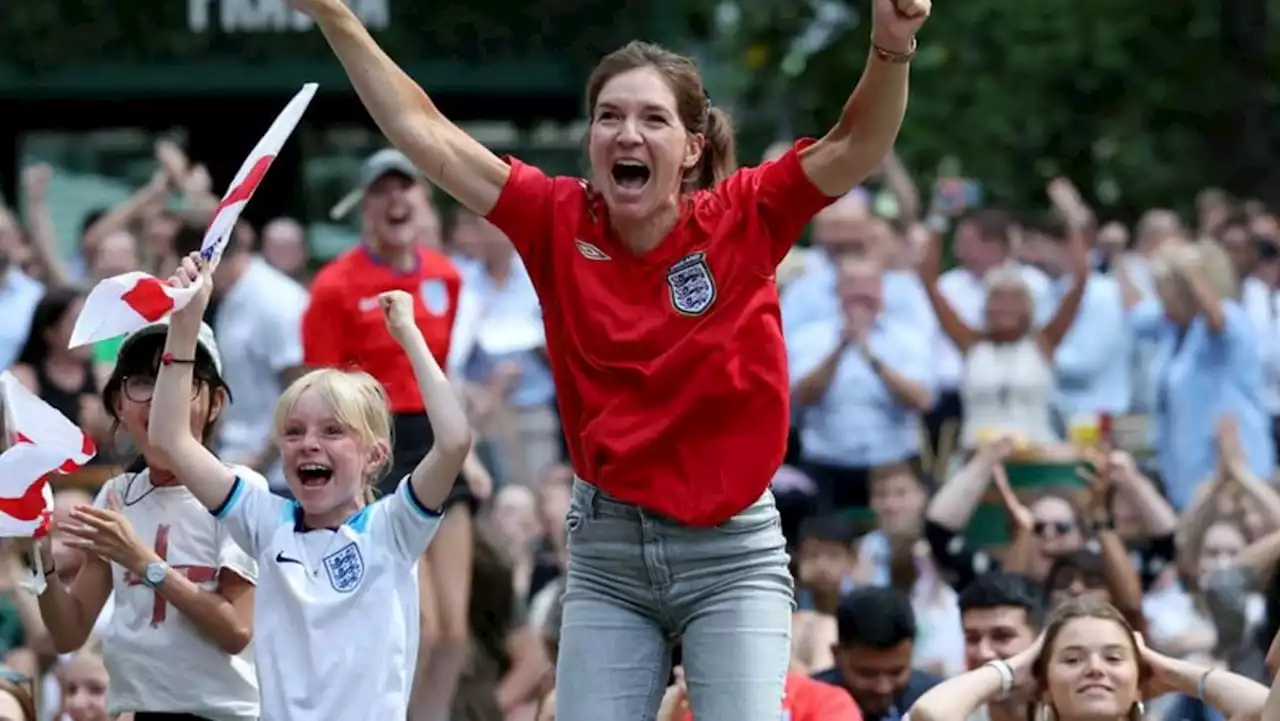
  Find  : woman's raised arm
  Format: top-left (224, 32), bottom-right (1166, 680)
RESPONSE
top-left (294, 0), bottom-right (512, 215)
top-left (798, 0), bottom-right (930, 197)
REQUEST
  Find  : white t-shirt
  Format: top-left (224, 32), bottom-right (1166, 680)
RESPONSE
top-left (214, 473), bottom-right (443, 721)
top-left (214, 257), bottom-right (309, 487)
top-left (93, 468), bottom-right (262, 720)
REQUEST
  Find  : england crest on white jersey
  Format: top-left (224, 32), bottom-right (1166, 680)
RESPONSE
top-left (323, 542), bottom-right (365, 593)
top-left (666, 251), bottom-right (717, 316)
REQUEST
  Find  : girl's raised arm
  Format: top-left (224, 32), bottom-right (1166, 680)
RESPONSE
top-left (292, 0), bottom-right (511, 216)
top-left (147, 257), bottom-right (238, 511)
top-left (380, 291), bottom-right (472, 509)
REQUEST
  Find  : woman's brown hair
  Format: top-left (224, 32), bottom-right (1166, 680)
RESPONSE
top-left (1028, 599), bottom-right (1149, 721)
top-left (585, 40), bottom-right (737, 191)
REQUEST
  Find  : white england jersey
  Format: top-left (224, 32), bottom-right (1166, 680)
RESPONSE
top-left (93, 467), bottom-right (262, 720)
top-left (212, 474), bottom-right (442, 721)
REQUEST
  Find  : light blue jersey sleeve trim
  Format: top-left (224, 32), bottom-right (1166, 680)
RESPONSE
top-left (210, 477), bottom-right (246, 519)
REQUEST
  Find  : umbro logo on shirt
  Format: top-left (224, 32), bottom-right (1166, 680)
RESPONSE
top-left (575, 240), bottom-right (611, 261)
top-left (357, 296), bottom-right (380, 312)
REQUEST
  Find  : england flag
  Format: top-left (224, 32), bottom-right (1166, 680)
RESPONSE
top-left (69, 82), bottom-right (318, 349)
top-left (0, 371), bottom-right (96, 539)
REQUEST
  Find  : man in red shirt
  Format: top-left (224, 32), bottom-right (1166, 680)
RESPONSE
top-left (301, 148), bottom-right (476, 721)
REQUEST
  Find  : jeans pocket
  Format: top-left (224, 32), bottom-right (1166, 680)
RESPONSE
top-left (565, 508), bottom-right (585, 535)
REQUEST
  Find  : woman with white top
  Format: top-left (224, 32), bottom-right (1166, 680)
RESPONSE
top-left (31, 320), bottom-right (260, 721)
top-left (919, 221), bottom-right (1089, 451)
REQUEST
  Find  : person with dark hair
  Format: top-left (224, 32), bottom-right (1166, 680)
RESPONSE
top-left (31, 319), bottom-right (262, 720)
top-left (290, 0), bottom-right (931, 715)
top-left (954, 573), bottom-right (1045, 721)
top-left (815, 587), bottom-right (941, 721)
top-left (9, 287), bottom-right (111, 452)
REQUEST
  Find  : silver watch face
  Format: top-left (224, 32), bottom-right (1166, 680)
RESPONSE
top-left (145, 563), bottom-right (167, 585)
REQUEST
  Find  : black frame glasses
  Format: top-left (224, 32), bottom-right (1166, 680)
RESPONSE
top-left (121, 376), bottom-right (200, 404)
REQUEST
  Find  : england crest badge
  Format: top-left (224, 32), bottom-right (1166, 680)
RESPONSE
top-left (666, 251), bottom-right (717, 316)
top-left (322, 542), bottom-right (365, 593)
top-left (420, 279), bottom-right (449, 316)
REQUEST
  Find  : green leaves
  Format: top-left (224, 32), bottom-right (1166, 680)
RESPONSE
top-left (710, 0), bottom-right (1271, 215)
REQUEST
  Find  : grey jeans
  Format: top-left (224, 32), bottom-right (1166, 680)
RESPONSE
top-left (555, 479), bottom-right (794, 721)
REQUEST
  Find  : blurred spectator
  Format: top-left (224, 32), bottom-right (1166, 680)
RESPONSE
top-left (921, 209), bottom-right (1054, 462)
top-left (1139, 241), bottom-right (1275, 508)
top-left (260, 217), bottom-right (309, 282)
top-left (0, 206), bottom-right (43, 371)
top-left (920, 209), bottom-right (1089, 453)
top-left (814, 586), bottom-right (941, 720)
top-left (788, 257), bottom-right (933, 511)
top-left (450, 209), bottom-right (558, 489)
top-left (9, 288), bottom-right (114, 456)
top-left (1019, 213), bottom-right (1131, 423)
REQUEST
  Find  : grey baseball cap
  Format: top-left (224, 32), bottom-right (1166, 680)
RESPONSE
top-left (329, 148), bottom-right (423, 220)
top-left (359, 148), bottom-right (420, 189)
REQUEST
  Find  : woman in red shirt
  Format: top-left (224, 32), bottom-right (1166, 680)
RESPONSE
top-left (290, 0), bottom-right (930, 717)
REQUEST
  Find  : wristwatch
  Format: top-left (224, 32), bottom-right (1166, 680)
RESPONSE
top-left (142, 561), bottom-right (169, 589)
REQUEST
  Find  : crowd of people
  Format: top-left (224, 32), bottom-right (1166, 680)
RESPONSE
top-left (0, 0), bottom-right (1279, 719)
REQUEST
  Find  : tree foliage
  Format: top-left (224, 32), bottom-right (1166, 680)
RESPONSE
top-left (700, 0), bottom-right (1279, 217)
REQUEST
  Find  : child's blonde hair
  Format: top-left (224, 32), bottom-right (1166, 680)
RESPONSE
top-left (273, 369), bottom-right (394, 502)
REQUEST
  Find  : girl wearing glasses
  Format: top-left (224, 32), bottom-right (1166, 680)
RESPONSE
top-left (31, 319), bottom-right (261, 721)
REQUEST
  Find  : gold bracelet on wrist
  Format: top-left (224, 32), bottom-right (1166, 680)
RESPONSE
top-left (872, 37), bottom-right (917, 64)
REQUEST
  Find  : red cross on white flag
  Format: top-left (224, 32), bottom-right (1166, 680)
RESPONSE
top-left (69, 82), bottom-right (319, 349)
top-left (0, 371), bottom-right (96, 539)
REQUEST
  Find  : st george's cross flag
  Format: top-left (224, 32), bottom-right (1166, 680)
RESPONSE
top-left (69, 82), bottom-right (319, 348)
top-left (0, 371), bottom-right (96, 539)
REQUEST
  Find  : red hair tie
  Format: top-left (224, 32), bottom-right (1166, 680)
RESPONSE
top-left (160, 352), bottom-right (196, 366)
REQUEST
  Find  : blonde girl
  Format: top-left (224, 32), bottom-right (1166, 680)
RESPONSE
top-left (148, 253), bottom-right (471, 721)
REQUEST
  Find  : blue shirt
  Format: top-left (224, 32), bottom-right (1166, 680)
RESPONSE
top-left (1050, 273), bottom-right (1132, 416)
top-left (1146, 300), bottom-right (1274, 508)
top-left (787, 317), bottom-right (934, 467)
top-left (780, 254), bottom-right (936, 340)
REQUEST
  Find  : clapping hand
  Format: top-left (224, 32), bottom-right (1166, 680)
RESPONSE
top-left (62, 490), bottom-right (158, 576)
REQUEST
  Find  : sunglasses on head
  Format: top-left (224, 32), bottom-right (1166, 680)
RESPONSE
top-left (1033, 520), bottom-right (1075, 537)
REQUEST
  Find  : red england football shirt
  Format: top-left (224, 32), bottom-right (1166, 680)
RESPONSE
top-left (485, 140), bottom-right (836, 525)
top-left (302, 244), bottom-right (460, 414)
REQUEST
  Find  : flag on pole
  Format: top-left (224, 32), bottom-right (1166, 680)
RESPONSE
top-left (0, 371), bottom-right (96, 539)
top-left (69, 82), bottom-right (319, 349)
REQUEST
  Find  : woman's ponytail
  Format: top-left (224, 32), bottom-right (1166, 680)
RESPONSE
top-left (688, 106), bottom-right (737, 191)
